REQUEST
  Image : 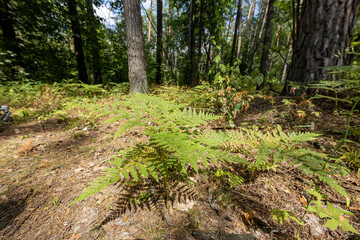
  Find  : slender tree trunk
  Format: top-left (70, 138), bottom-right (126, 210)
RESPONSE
top-left (148, 0), bottom-right (153, 42)
top-left (229, 0), bottom-right (243, 72)
top-left (245, 0), bottom-right (259, 60)
top-left (249, 0), bottom-right (269, 73)
top-left (284, 0), bottom-right (359, 95)
top-left (269, 24), bottom-right (281, 70)
top-left (236, 0), bottom-right (243, 62)
top-left (0, 0), bottom-right (22, 65)
top-left (124, 0), bottom-right (148, 93)
top-left (257, 0), bottom-right (275, 90)
top-left (86, 0), bottom-right (103, 84)
top-left (68, 0), bottom-right (89, 84)
top-left (204, 2), bottom-right (216, 83)
top-left (167, 2), bottom-right (171, 70)
top-left (188, 0), bottom-right (196, 87)
top-left (227, 7), bottom-right (234, 44)
top-left (281, 34), bottom-right (292, 83)
top-left (197, 0), bottom-right (204, 84)
top-left (156, 0), bottom-right (163, 84)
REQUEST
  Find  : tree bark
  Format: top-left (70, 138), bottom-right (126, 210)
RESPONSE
top-left (285, 0), bottom-right (359, 95)
top-left (124, 0), bottom-right (148, 93)
top-left (68, 0), bottom-right (89, 84)
top-left (0, 0), bottom-right (22, 65)
top-left (258, 0), bottom-right (276, 90)
top-left (86, 0), bottom-right (103, 84)
top-left (156, 0), bottom-right (163, 84)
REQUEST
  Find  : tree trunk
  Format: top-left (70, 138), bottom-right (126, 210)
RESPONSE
top-left (229, 0), bottom-right (243, 72)
top-left (197, 0), bottom-right (204, 84)
top-left (86, 0), bottom-right (103, 84)
top-left (258, 0), bottom-right (275, 90)
top-left (188, 0), bottom-right (196, 87)
top-left (285, 0), bottom-right (359, 95)
top-left (148, 0), bottom-right (153, 42)
top-left (281, 34), bottom-right (292, 83)
top-left (68, 0), bottom-right (89, 84)
top-left (227, 7), bottom-right (234, 44)
top-left (249, 0), bottom-right (268, 73)
top-left (204, 1), bottom-right (216, 83)
top-left (156, 0), bottom-right (163, 85)
top-left (167, 2), bottom-right (171, 70)
top-left (236, 0), bottom-right (243, 61)
top-left (269, 24), bottom-right (281, 70)
top-left (0, 0), bottom-right (22, 65)
top-left (124, 0), bottom-right (148, 93)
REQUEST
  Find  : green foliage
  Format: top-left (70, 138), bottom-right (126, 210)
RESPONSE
top-left (0, 51), bottom-right (29, 82)
top-left (311, 64), bottom-right (360, 112)
top-left (225, 125), bottom-right (357, 235)
top-left (215, 169), bottom-right (245, 188)
top-left (271, 209), bottom-right (303, 225)
top-left (340, 145), bottom-right (360, 173)
top-left (72, 93), bottom-right (245, 205)
top-left (224, 125), bottom-right (321, 170)
top-left (306, 189), bottom-right (359, 234)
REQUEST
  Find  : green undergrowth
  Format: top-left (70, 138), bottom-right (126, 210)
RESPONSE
top-left (71, 93), bottom-right (359, 237)
top-left (0, 81), bottom-right (129, 122)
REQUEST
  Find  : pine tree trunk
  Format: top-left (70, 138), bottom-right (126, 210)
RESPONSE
top-left (86, 0), bottom-right (103, 84)
top-left (68, 0), bottom-right (89, 84)
top-left (156, 0), bottom-right (163, 84)
top-left (285, 0), bottom-right (359, 95)
top-left (249, 0), bottom-right (268, 73)
top-left (148, 0), bottom-right (153, 42)
top-left (166, 2), bottom-right (171, 70)
top-left (124, 0), bottom-right (148, 93)
top-left (281, 34), bottom-right (292, 83)
top-left (197, 0), bottom-right (204, 84)
top-left (229, 0), bottom-right (243, 72)
top-left (0, 0), bottom-right (22, 65)
top-left (269, 24), bottom-right (281, 70)
top-left (258, 0), bottom-right (275, 90)
top-left (236, 0), bottom-right (243, 61)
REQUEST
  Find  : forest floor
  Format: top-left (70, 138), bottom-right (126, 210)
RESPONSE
top-left (0, 93), bottom-right (360, 240)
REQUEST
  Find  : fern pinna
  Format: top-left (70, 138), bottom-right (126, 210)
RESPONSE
top-left (71, 93), bottom-right (242, 205)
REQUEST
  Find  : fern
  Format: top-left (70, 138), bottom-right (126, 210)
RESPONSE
top-left (72, 93), bottom-right (240, 205)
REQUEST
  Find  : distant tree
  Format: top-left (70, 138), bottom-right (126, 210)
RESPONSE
top-left (236, 0), bottom-right (243, 62)
top-left (123, 0), bottom-right (148, 93)
top-left (229, 0), bottom-right (243, 72)
top-left (156, 0), bottom-right (163, 85)
top-left (188, 0), bottom-right (196, 87)
top-left (68, 0), bottom-right (89, 84)
top-left (258, 0), bottom-right (276, 90)
top-left (147, 0), bottom-right (153, 42)
top-left (85, 0), bottom-right (103, 84)
top-left (284, 0), bottom-right (359, 95)
top-left (196, 0), bottom-right (203, 84)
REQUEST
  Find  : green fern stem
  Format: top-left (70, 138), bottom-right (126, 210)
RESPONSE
top-left (295, 94), bottom-right (360, 238)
